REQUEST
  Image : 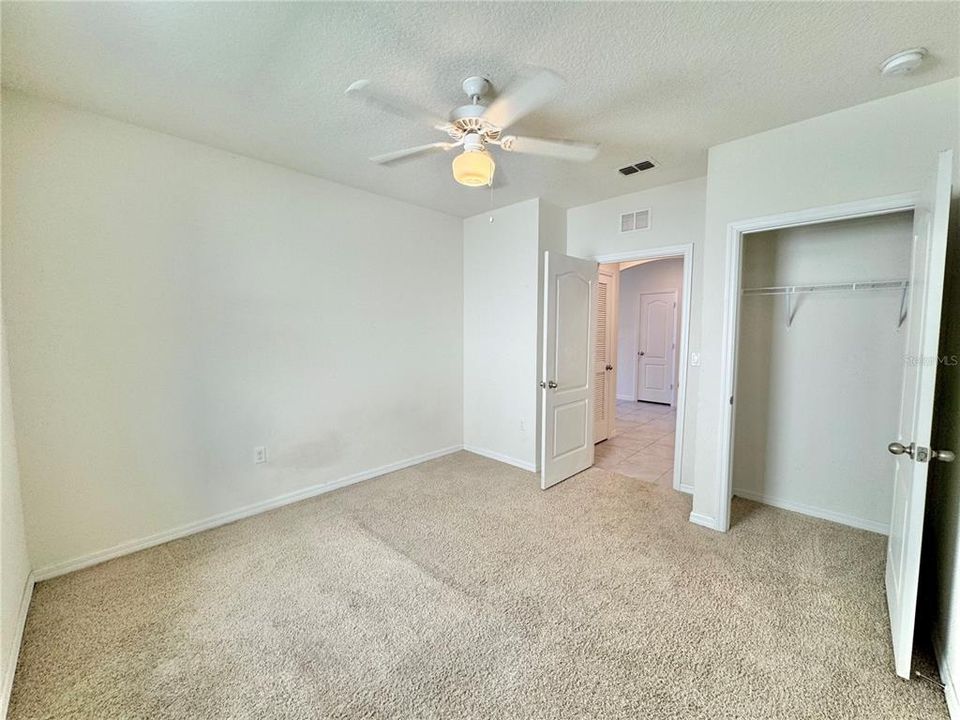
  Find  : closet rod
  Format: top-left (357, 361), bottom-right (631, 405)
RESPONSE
top-left (741, 279), bottom-right (909, 296)
top-left (740, 279), bottom-right (910, 328)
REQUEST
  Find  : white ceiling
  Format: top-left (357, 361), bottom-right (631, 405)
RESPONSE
top-left (3, 2), bottom-right (958, 218)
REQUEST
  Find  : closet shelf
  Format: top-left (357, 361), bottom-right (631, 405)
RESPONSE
top-left (741, 279), bottom-right (910, 328)
top-left (741, 279), bottom-right (909, 296)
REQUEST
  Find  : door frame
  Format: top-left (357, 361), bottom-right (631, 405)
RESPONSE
top-left (713, 192), bottom-right (918, 531)
top-left (591, 243), bottom-right (693, 494)
top-left (635, 289), bottom-right (679, 405)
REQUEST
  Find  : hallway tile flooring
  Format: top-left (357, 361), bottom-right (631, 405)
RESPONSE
top-left (595, 400), bottom-right (676, 487)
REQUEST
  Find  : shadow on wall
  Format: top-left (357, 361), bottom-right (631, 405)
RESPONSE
top-left (920, 197), bottom-right (960, 654)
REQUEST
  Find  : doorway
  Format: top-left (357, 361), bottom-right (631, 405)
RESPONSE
top-left (713, 152), bottom-right (953, 680)
top-left (590, 245), bottom-right (693, 493)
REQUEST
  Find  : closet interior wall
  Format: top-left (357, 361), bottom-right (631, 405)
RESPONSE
top-left (732, 212), bottom-right (913, 533)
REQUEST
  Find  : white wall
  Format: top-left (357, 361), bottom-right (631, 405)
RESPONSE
top-left (1, 321), bottom-right (32, 716)
top-left (692, 78), bottom-right (960, 529)
top-left (567, 176), bottom-right (705, 487)
top-left (732, 214), bottom-right (912, 533)
top-left (462, 198), bottom-right (564, 471)
top-left (1, 91), bottom-right (464, 574)
top-left (616, 259), bottom-right (684, 401)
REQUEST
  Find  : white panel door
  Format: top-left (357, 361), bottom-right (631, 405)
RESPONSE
top-left (885, 149), bottom-right (953, 679)
top-left (637, 291), bottom-right (677, 404)
top-left (593, 265), bottom-right (618, 443)
top-left (541, 251), bottom-right (597, 489)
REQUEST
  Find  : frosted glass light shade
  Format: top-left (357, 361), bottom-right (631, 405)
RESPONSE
top-left (452, 149), bottom-right (495, 187)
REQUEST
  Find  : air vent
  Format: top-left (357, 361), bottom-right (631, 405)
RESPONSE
top-left (620, 209), bottom-right (651, 233)
top-left (618, 159), bottom-right (657, 176)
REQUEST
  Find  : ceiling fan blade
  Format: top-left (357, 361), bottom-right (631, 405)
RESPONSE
top-left (370, 142), bottom-right (456, 165)
top-left (482, 68), bottom-right (564, 129)
top-left (345, 80), bottom-right (452, 131)
top-left (501, 135), bottom-right (599, 162)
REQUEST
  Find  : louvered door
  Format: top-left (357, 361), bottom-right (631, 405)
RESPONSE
top-left (594, 265), bottom-right (618, 442)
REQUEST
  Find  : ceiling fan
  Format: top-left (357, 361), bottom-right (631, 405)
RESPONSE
top-left (345, 69), bottom-right (599, 187)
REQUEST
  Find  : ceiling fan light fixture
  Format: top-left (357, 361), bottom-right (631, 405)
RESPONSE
top-left (452, 147), bottom-right (495, 187)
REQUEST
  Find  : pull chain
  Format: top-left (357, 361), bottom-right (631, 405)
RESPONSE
top-left (488, 179), bottom-right (494, 223)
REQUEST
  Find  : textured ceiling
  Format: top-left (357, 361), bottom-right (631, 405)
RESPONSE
top-left (3, 2), bottom-right (958, 217)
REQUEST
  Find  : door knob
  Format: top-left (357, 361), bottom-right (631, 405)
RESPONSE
top-left (889, 442), bottom-right (955, 463)
top-left (605, 364), bottom-right (614, 371)
top-left (888, 442), bottom-right (915, 458)
top-left (639, 351), bottom-right (645, 357)
top-left (932, 449), bottom-right (956, 463)
top-left (540, 380), bottom-right (558, 389)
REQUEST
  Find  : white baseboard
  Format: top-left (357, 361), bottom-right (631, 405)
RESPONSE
top-left (688, 511), bottom-right (719, 530)
top-left (32, 446), bottom-right (463, 581)
top-left (1, 571), bottom-right (35, 718)
top-left (934, 630), bottom-right (959, 719)
top-left (678, 482), bottom-right (694, 495)
top-left (462, 445), bottom-right (537, 472)
top-left (732, 488), bottom-right (888, 535)
top-left (616, 394), bottom-right (634, 402)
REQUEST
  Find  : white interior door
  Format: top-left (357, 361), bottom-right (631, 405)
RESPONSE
top-left (637, 291), bottom-right (677, 404)
top-left (541, 251), bottom-right (597, 489)
top-left (885, 149), bottom-right (953, 679)
top-left (593, 265), bottom-right (618, 443)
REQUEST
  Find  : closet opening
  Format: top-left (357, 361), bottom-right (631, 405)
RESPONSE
top-left (727, 210), bottom-right (914, 533)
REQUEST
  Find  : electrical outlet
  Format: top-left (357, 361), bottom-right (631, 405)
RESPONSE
top-left (690, 352), bottom-right (701, 367)
top-left (254, 446), bottom-right (267, 464)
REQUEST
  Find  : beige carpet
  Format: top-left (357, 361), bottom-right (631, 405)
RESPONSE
top-left (9, 451), bottom-right (947, 719)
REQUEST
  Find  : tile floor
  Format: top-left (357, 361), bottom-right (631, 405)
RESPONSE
top-left (595, 399), bottom-right (676, 487)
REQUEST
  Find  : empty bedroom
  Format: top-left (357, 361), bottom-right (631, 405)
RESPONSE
top-left (2, 2), bottom-right (960, 719)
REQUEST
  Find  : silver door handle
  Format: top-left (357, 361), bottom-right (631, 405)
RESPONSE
top-left (639, 351), bottom-right (645, 357)
top-left (932, 449), bottom-right (956, 463)
top-left (539, 380), bottom-right (558, 389)
top-left (605, 365), bottom-right (613, 371)
top-left (888, 442), bottom-right (915, 458)
top-left (888, 442), bottom-right (955, 463)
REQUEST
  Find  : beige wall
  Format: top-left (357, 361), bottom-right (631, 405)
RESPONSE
top-left (2, 91), bottom-right (464, 574)
top-left (693, 78), bottom-right (960, 529)
top-left (462, 198), bottom-right (565, 471)
top-left (567, 176), bottom-right (705, 489)
top-left (733, 214), bottom-right (912, 533)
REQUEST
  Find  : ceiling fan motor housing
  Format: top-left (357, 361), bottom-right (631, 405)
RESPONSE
top-left (447, 104), bottom-right (501, 141)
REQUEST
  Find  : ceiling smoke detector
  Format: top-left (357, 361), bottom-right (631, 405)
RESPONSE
top-left (880, 48), bottom-right (927, 77)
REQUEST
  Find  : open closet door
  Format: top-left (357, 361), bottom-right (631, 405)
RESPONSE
top-left (885, 149), bottom-right (953, 679)
top-left (541, 251), bottom-right (597, 489)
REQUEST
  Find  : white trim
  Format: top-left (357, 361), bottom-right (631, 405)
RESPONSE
top-left (688, 511), bottom-right (719, 530)
top-left (463, 445), bottom-right (537, 472)
top-left (616, 393), bottom-right (634, 401)
top-left (32, 446), bottom-right (462, 581)
top-left (1, 571), bottom-right (35, 718)
top-left (678, 483), bottom-right (693, 495)
top-left (934, 630), bottom-right (960, 719)
top-left (732, 489), bottom-right (888, 535)
top-left (591, 243), bottom-right (694, 497)
top-left (714, 192), bottom-right (918, 531)
top-left (593, 244), bottom-right (693, 266)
